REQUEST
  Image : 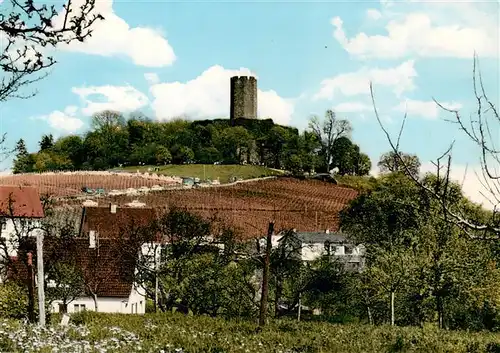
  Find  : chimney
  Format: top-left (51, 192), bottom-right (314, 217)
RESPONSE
top-left (325, 229), bottom-right (330, 234)
top-left (110, 204), bottom-right (117, 214)
top-left (89, 230), bottom-right (96, 248)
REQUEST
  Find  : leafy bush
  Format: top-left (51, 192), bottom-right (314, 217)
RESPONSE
top-left (0, 283), bottom-right (28, 320)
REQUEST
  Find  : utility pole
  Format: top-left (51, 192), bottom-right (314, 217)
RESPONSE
top-left (297, 292), bottom-right (302, 322)
top-left (154, 245), bottom-right (159, 313)
top-left (259, 221), bottom-right (274, 326)
top-left (27, 252), bottom-right (35, 323)
top-left (37, 232), bottom-right (45, 326)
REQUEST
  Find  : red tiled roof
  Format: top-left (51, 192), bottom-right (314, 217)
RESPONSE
top-left (79, 206), bottom-right (159, 239)
top-left (0, 186), bottom-right (44, 218)
top-left (7, 238), bottom-right (140, 298)
top-left (66, 238), bottom-right (137, 298)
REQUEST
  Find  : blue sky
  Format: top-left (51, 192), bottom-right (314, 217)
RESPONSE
top-left (0, 0), bottom-right (499, 202)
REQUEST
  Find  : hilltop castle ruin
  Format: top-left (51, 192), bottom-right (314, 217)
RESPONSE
top-left (230, 76), bottom-right (257, 122)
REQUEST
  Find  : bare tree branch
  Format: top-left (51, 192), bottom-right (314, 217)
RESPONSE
top-left (370, 80), bottom-right (500, 236)
top-left (0, 0), bottom-right (104, 101)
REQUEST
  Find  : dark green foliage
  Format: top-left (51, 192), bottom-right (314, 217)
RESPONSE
top-left (39, 134), bottom-right (54, 151)
top-left (378, 151), bottom-right (421, 177)
top-left (12, 139), bottom-right (33, 174)
top-left (0, 283), bottom-right (29, 319)
top-left (14, 111), bottom-right (371, 175)
top-left (340, 172), bottom-right (500, 330)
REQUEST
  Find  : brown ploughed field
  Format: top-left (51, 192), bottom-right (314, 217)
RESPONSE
top-left (57, 177), bottom-right (358, 237)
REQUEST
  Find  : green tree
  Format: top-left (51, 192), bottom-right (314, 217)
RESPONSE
top-left (363, 246), bottom-right (415, 326)
top-left (270, 230), bottom-right (303, 317)
top-left (39, 134), bottom-right (54, 151)
top-left (82, 131), bottom-right (106, 170)
top-left (298, 131), bottom-right (321, 173)
top-left (12, 139), bottom-right (33, 174)
top-left (264, 126), bottom-right (293, 169)
top-left (331, 137), bottom-right (371, 176)
top-left (170, 145), bottom-right (194, 164)
top-left (378, 151), bottom-right (421, 177)
top-left (124, 208), bottom-right (257, 318)
top-left (300, 256), bottom-right (347, 318)
top-left (341, 171), bottom-right (500, 328)
top-left (356, 153), bottom-right (372, 176)
top-left (83, 114), bottom-right (129, 169)
top-left (91, 110), bottom-right (126, 132)
top-left (33, 152), bottom-right (52, 172)
top-left (284, 154), bottom-right (303, 175)
top-left (216, 127), bottom-right (253, 164)
top-left (197, 147), bottom-right (221, 164)
top-left (130, 143), bottom-right (157, 165)
top-left (309, 110), bottom-right (352, 172)
top-left (52, 135), bottom-right (84, 169)
top-left (45, 263), bottom-right (85, 314)
top-left (156, 146), bottom-right (172, 165)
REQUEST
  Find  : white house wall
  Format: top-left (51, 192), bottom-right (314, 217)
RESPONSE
top-left (50, 285), bottom-right (146, 315)
top-left (301, 243), bottom-right (325, 261)
top-left (0, 219), bottom-right (44, 257)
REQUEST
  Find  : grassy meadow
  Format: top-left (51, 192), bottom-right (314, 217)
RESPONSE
top-left (117, 164), bottom-right (284, 183)
top-left (2, 312), bottom-right (500, 352)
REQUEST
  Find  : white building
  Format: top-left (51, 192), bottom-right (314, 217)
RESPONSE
top-left (56, 205), bottom-right (161, 315)
top-left (270, 230), bottom-right (365, 271)
top-left (6, 204), bottom-right (156, 315)
top-left (46, 238), bottom-right (147, 315)
top-left (49, 287), bottom-right (146, 314)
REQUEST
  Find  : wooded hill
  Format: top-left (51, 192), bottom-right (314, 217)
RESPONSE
top-left (13, 110), bottom-right (372, 176)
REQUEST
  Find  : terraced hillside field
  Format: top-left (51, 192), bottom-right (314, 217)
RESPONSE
top-left (0, 172), bottom-right (179, 197)
top-left (59, 178), bottom-right (358, 237)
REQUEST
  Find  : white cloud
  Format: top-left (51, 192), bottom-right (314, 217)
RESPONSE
top-left (72, 85), bottom-right (149, 116)
top-left (366, 9), bottom-right (382, 20)
top-left (149, 65), bottom-right (294, 125)
top-left (314, 60), bottom-right (417, 100)
top-left (34, 106), bottom-right (84, 133)
top-left (144, 73), bottom-right (160, 85)
top-left (372, 161), bottom-right (493, 209)
top-left (332, 5), bottom-right (498, 59)
top-left (53, 0), bottom-right (176, 67)
top-left (394, 99), bottom-right (462, 119)
top-left (420, 163), bottom-right (494, 209)
top-left (334, 102), bottom-right (372, 113)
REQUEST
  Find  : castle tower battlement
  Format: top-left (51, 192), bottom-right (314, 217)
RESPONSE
top-left (230, 75), bottom-right (257, 122)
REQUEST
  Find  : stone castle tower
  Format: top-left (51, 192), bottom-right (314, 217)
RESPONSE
top-left (230, 76), bottom-right (257, 122)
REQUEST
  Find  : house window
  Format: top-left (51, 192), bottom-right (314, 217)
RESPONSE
top-left (324, 241), bottom-right (331, 256)
top-left (74, 304), bottom-right (86, 312)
